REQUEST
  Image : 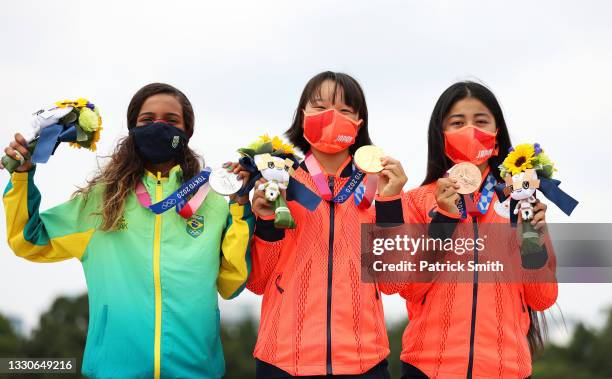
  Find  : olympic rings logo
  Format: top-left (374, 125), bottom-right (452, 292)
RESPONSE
top-left (162, 199), bottom-right (177, 209)
top-left (336, 194), bottom-right (347, 202)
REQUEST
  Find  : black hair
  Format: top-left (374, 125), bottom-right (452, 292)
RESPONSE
top-left (285, 71), bottom-right (372, 155)
top-left (76, 82), bottom-right (201, 231)
top-left (422, 80), bottom-right (550, 356)
top-left (127, 82), bottom-right (195, 138)
top-left (422, 81), bottom-right (512, 185)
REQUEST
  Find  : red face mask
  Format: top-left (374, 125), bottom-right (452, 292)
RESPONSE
top-left (444, 126), bottom-right (498, 165)
top-left (303, 109), bottom-right (362, 154)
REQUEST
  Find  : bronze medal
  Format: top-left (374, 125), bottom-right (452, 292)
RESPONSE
top-left (448, 162), bottom-right (481, 194)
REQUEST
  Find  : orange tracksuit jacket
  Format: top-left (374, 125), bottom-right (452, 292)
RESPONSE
top-left (381, 180), bottom-right (557, 379)
top-left (247, 157), bottom-right (404, 376)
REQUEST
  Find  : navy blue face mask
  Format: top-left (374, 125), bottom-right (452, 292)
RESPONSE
top-left (130, 122), bottom-right (188, 164)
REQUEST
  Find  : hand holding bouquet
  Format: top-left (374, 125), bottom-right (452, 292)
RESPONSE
top-left (1, 98), bottom-right (102, 173)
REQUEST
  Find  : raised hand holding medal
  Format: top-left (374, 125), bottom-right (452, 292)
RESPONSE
top-left (354, 145), bottom-right (408, 199)
top-left (448, 162), bottom-right (481, 195)
top-left (354, 145), bottom-right (385, 174)
top-left (218, 163), bottom-right (249, 203)
top-left (433, 162), bottom-right (481, 218)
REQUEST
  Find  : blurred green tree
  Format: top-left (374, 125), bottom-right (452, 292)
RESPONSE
top-left (2, 295), bottom-right (612, 379)
top-left (221, 316), bottom-right (258, 378)
top-left (387, 319), bottom-right (407, 378)
top-left (533, 307), bottom-right (612, 379)
top-left (0, 312), bottom-right (25, 356)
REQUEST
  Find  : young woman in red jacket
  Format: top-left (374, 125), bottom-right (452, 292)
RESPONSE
top-left (383, 81), bottom-right (556, 379)
top-left (248, 71), bottom-right (408, 378)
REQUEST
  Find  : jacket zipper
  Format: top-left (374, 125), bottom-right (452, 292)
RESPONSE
top-left (153, 173), bottom-right (163, 379)
top-left (326, 175), bottom-right (335, 375)
top-left (466, 215), bottom-right (479, 379)
top-left (275, 274), bottom-right (284, 294)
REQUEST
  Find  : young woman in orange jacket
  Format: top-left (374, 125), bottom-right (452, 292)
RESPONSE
top-left (247, 71), bottom-right (408, 378)
top-left (383, 81), bottom-right (557, 379)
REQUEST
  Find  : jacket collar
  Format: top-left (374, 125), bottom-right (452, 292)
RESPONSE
top-left (142, 165), bottom-right (183, 190)
top-left (300, 154), bottom-right (354, 178)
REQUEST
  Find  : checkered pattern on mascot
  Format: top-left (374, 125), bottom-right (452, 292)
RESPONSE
top-left (255, 153), bottom-right (296, 229)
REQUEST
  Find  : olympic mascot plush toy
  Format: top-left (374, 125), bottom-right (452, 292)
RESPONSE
top-left (255, 153), bottom-right (296, 228)
top-left (237, 135), bottom-right (299, 229)
top-left (1, 98), bottom-right (102, 173)
top-left (498, 143), bottom-right (578, 254)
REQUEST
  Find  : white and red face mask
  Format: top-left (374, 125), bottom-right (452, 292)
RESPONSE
top-left (303, 109), bottom-right (362, 154)
top-left (444, 125), bottom-right (498, 165)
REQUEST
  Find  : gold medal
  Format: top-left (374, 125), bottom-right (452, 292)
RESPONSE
top-left (448, 162), bottom-right (481, 194)
top-left (354, 145), bottom-right (385, 174)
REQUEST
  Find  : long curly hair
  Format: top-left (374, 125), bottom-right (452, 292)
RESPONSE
top-left (75, 83), bottom-right (202, 231)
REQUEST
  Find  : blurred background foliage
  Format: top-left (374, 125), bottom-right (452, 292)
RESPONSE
top-left (1, 294), bottom-right (611, 378)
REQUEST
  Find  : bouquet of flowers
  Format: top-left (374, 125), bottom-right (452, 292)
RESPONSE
top-left (499, 143), bottom-right (577, 254)
top-left (1, 98), bottom-right (102, 173)
top-left (499, 143), bottom-right (555, 180)
top-left (238, 135), bottom-right (299, 229)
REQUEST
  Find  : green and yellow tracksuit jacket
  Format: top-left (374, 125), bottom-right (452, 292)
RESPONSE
top-left (2, 165), bottom-right (254, 379)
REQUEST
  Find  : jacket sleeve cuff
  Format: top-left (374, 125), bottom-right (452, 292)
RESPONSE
top-left (11, 168), bottom-right (34, 182)
top-left (434, 207), bottom-right (462, 219)
top-left (375, 193), bottom-right (403, 202)
top-left (375, 197), bottom-right (404, 225)
top-left (428, 209), bottom-right (460, 239)
top-left (229, 201), bottom-right (253, 219)
top-left (254, 217), bottom-right (285, 242)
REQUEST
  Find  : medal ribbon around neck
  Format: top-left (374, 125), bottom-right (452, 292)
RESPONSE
top-left (304, 152), bottom-right (374, 207)
top-left (457, 172), bottom-right (497, 219)
top-left (136, 168), bottom-right (212, 219)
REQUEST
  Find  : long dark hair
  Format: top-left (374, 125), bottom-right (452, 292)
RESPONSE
top-left (423, 81), bottom-right (549, 355)
top-left (76, 83), bottom-right (202, 231)
top-left (528, 308), bottom-right (548, 356)
top-left (422, 81), bottom-right (512, 185)
top-left (285, 71), bottom-right (372, 155)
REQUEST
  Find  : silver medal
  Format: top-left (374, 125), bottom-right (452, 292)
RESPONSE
top-left (209, 168), bottom-right (243, 196)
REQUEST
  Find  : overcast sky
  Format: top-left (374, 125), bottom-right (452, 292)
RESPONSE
top-left (1, 0), bottom-right (611, 343)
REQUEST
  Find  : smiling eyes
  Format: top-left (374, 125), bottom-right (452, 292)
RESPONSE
top-left (450, 119), bottom-right (490, 127)
top-left (312, 105), bottom-right (354, 114)
top-left (138, 116), bottom-right (179, 125)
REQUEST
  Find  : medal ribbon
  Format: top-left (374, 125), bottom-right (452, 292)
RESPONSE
top-left (477, 173), bottom-right (497, 214)
top-left (304, 152), bottom-right (368, 205)
top-left (459, 172), bottom-right (497, 219)
top-left (136, 168), bottom-right (212, 218)
top-left (494, 176), bottom-right (578, 227)
top-left (354, 174), bottom-right (378, 209)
